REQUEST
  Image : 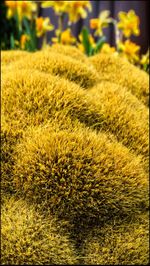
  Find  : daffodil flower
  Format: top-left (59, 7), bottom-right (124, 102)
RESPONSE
top-left (90, 10), bottom-right (112, 36)
top-left (36, 17), bottom-right (54, 37)
top-left (20, 34), bottom-right (30, 49)
top-left (52, 29), bottom-right (76, 45)
top-left (117, 10), bottom-right (140, 38)
top-left (42, 1), bottom-right (92, 23)
top-left (67, 1), bottom-right (92, 24)
top-left (41, 1), bottom-right (69, 14)
top-left (118, 40), bottom-right (140, 63)
top-left (101, 43), bottom-right (116, 54)
top-left (5, 1), bottom-right (37, 22)
top-left (5, 1), bottom-right (17, 19)
top-left (140, 49), bottom-right (149, 66)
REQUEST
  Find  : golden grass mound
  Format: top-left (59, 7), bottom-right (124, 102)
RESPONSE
top-left (1, 47), bottom-right (149, 265)
top-left (2, 69), bottom-right (102, 131)
top-left (49, 44), bottom-right (90, 64)
top-left (7, 50), bottom-right (99, 89)
top-left (13, 125), bottom-right (148, 221)
top-left (87, 81), bottom-right (149, 168)
top-left (1, 50), bottom-right (29, 66)
top-left (90, 53), bottom-right (149, 106)
top-left (82, 215), bottom-right (149, 265)
top-left (1, 196), bottom-right (78, 265)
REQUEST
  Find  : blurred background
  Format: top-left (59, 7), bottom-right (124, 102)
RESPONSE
top-left (0, 0), bottom-right (150, 57)
top-left (40, 0), bottom-right (149, 53)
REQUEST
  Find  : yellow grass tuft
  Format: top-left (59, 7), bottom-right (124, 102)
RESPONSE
top-left (8, 50), bottom-right (99, 88)
top-left (90, 53), bottom-right (149, 106)
top-left (82, 214), bottom-right (149, 265)
top-left (1, 50), bottom-right (29, 66)
top-left (48, 44), bottom-right (90, 64)
top-left (1, 196), bottom-right (78, 265)
top-left (87, 81), bottom-right (149, 169)
top-left (13, 125), bottom-right (148, 221)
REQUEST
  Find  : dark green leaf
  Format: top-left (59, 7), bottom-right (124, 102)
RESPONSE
top-left (81, 26), bottom-right (91, 56)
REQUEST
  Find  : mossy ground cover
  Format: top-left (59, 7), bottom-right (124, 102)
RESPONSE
top-left (1, 47), bottom-right (149, 265)
top-left (90, 53), bottom-right (149, 106)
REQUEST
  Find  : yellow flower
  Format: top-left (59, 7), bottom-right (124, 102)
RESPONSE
top-left (101, 43), bottom-right (116, 54)
top-left (90, 10), bottom-right (112, 36)
top-left (67, 1), bottom-right (92, 23)
top-left (36, 17), bottom-right (54, 37)
top-left (117, 10), bottom-right (140, 37)
top-left (17, 1), bottom-right (37, 21)
top-left (140, 50), bottom-right (149, 66)
top-left (41, 1), bottom-right (69, 14)
top-left (20, 34), bottom-right (30, 49)
top-left (61, 29), bottom-right (76, 45)
top-left (118, 40), bottom-right (140, 63)
top-left (52, 29), bottom-right (76, 45)
top-left (5, 1), bottom-right (37, 22)
top-left (5, 1), bottom-right (17, 19)
top-left (42, 1), bottom-right (92, 22)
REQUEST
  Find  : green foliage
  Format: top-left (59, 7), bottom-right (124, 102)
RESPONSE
top-left (81, 26), bottom-right (106, 56)
top-left (0, 0), bottom-right (18, 50)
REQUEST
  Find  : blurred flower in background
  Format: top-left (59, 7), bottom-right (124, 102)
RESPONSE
top-left (118, 40), bottom-right (140, 63)
top-left (117, 10), bottom-right (140, 38)
top-left (36, 17), bottom-right (54, 37)
top-left (90, 10), bottom-right (112, 36)
top-left (1, 0), bottom-right (149, 73)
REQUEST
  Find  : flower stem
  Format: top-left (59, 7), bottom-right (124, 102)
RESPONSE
top-left (42, 33), bottom-right (47, 49)
top-left (112, 19), bottom-right (122, 51)
top-left (58, 13), bottom-right (64, 43)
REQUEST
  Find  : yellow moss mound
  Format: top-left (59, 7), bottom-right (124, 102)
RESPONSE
top-left (87, 81), bottom-right (149, 167)
top-left (1, 50), bottom-right (29, 66)
top-left (82, 215), bottom-right (149, 265)
top-left (1, 196), bottom-right (78, 265)
top-left (48, 44), bottom-right (90, 64)
top-left (90, 53), bottom-right (149, 106)
top-left (8, 50), bottom-right (99, 88)
top-left (13, 125), bottom-right (148, 221)
top-left (2, 69), bottom-right (103, 131)
top-left (1, 48), bottom-right (149, 264)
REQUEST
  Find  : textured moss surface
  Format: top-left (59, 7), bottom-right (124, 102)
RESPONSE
top-left (87, 81), bottom-right (149, 169)
top-left (82, 215), bottom-right (149, 265)
top-left (12, 125), bottom-right (148, 221)
top-left (90, 53), bottom-right (149, 106)
top-left (1, 50), bottom-right (29, 66)
top-left (49, 44), bottom-right (89, 63)
top-left (1, 196), bottom-right (78, 265)
top-left (8, 50), bottom-right (99, 88)
top-left (1, 47), bottom-right (149, 265)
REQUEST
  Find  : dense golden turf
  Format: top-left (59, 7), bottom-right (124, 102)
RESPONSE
top-left (12, 125), bottom-right (148, 221)
top-left (8, 50), bottom-right (99, 88)
top-left (49, 44), bottom-right (90, 63)
top-left (1, 50), bottom-right (29, 66)
top-left (82, 214), bottom-right (149, 265)
top-left (87, 81), bottom-right (149, 169)
top-left (90, 53), bottom-right (149, 106)
top-left (1, 196), bottom-right (78, 265)
top-left (1, 47), bottom-right (149, 265)
top-left (2, 69), bottom-right (102, 131)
